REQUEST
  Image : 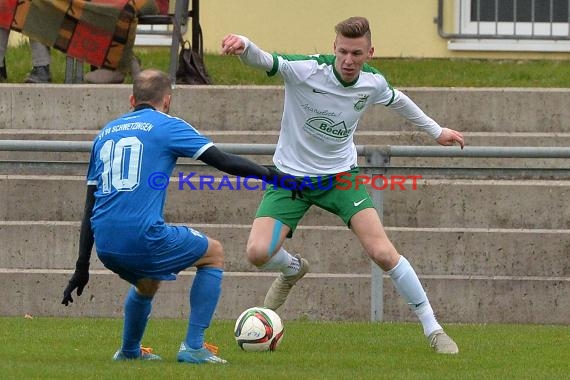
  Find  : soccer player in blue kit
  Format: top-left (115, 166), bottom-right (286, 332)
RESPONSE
top-left (61, 69), bottom-right (301, 364)
top-left (222, 17), bottom-right (464, 354)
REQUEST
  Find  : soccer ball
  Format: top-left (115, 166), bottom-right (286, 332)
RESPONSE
top-left (234, 307), bottom-right (284, 352)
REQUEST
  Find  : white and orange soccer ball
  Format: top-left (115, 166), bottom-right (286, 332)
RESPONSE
top-left (234, 307), bottom-right (284, 352)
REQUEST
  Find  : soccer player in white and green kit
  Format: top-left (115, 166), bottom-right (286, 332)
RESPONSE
top-left (222, 16), bottom-right (464, 354)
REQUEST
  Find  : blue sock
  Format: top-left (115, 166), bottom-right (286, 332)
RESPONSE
top-left (121, 287), bottom-right (153, 358)
top-left (185, 267), bottom-right (223, 350)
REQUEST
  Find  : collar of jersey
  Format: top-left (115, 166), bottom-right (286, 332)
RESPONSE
top-left (332, 57), bottom-right (359, 87)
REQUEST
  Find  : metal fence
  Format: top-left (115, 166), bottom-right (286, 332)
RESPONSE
top-left (2, 140), bottom-right (570, 320)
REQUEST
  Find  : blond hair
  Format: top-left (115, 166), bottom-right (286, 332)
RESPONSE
top-left (334, 16), bottom-right (371, 43)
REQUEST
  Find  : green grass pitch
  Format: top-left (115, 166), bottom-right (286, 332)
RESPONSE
top-left (1, 317), bottom-right (568, 380)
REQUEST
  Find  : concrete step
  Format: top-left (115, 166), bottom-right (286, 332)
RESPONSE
top-left (1, 221), bottom-right (568, 278)
top-left (1, 86), bottom-right (569, 133)
top-left (2, 176), bottom-right (570, 229)
top-left (1, 269), bottom-right (568, 324)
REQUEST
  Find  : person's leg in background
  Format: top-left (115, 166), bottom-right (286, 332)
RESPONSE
top-left (84, 52), bottom-right (138, 84)
top-left (24, 40), bottom-right (51, 83)
top-left (0, 28), bottom-right (9, 81)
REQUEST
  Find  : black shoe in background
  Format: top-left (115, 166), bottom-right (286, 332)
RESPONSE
top-left (24, 65), bottom-right (51, 83)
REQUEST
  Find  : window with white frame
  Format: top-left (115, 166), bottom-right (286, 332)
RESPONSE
top-left (448, 0), bottom-right (570, 51)
top-left (135, 25), bottom-right (171, 46)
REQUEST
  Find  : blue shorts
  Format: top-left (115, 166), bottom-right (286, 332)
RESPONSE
top-left (96, 224), bottom-right (209, 285)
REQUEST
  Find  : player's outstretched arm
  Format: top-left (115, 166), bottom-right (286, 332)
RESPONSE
top-left (221, 34), bottom-right (273, 71)
top-left (61, 185), bottom-right (95, 306)
top-left (388, 90), bottom-right (465, 149)
top-left (436, 128), bottom-right (465, 149)
top-left (221, 34), bottom-right (247, 55)
top-left (198, 146), bottom-right (303, 200)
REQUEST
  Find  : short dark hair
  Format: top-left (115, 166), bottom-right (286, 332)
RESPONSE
top-left (334, 16), bottom-right (371, 43)
top-left (133, 69), bottom-right (172, 105)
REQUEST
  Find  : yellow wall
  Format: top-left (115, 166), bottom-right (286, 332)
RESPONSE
top-left (201, 0), bottom-right (569, 60)
top-left (7, 0), bottom-right (568, 60)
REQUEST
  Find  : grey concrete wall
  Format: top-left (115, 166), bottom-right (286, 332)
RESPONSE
top-left (2, 222), bottom-right (568, 277)
top-left (1, 85), bottom-right (569, 133)
top-left (3, 177), bottom-right (570, 229)
top-left (2, 271), bottom-right (568, 324)
top-left (1, 85), bottom-right (569, 324)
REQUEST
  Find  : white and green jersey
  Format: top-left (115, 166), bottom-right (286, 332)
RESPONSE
top-left (239, 37), bottom-right (442, 176)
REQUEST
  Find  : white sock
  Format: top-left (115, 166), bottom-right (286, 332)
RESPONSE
top-left (387, 256), bottom-right (442, 336)
top-left (416, 303), bottom-right (442, 337)
top-left (259, 247), bottom-right (299, 276)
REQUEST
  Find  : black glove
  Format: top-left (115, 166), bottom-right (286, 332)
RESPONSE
top-left (61, 263), bottom-right (89, 306)
top-left (267, 168), bottom-right (304, 200)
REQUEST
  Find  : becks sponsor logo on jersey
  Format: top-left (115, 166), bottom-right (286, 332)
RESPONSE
top-left (304, 117), bottom-right (351, 139)
top-left (147, 172), bottom-right (422, 192)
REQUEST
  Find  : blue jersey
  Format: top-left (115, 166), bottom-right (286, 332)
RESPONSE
top-left (86, 107), bottom-right (212, 254)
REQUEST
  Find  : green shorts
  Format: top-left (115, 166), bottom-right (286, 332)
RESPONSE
top-left (255, 168), bottom-right (374, 236)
